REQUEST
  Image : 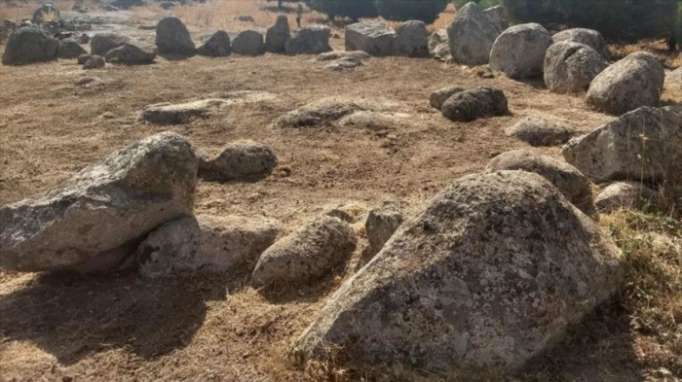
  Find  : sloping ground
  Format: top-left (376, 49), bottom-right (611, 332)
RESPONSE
top-left (1, 12), bottom-right (682, 382)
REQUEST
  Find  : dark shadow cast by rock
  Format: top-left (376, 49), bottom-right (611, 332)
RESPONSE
top-left (0, 271), bottom-right (224, 365)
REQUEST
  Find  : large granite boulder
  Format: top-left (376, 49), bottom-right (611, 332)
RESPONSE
top-left (447, 2), bottom-right (500, 65)
top-left (265, 15), bottom-right (290, 53)
top-left (543, 41), bottom-right (608, 94)
top-left (394, 20), bottom-right (428, 57)
top-left (489, 23), bottom-right (553, 79)
top-left (484, 5), bottom-right (509, 32)
top-left (586, 52), bottom-right (664, 115)
top-left (2, 26), bottom-right (59, 65)
top-left (197, 30), bottom-right (231, 57)
top-left (562, 106), bottom-right (682, 185)
top-left (345, 21), bottom-right (395, 57)
top-left (155, 16), bottom-right (195, 56)
top-left (0, 132), bottom-right (198, 272)
top-left (90, 33), bottom-right (130, 56)
top-left (552, 28), bottom-right (609, 59)
top-left (232, 30), bottom-right (265, 56)
top-left (285, 25), bottom-right (331, 54)
top-left (291, 171), bottom-right (623, 378)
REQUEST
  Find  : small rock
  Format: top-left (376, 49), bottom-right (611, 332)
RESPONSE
top-left (365, 202), bottom-right (403, 256)
top-left (595, 181), bottom-right (659, 213)
top-left (82, 55), bottom-right (105, 69)
top-left (105, 43), bottom-right (156, 65)
top-left (441, 87), bottom-right (508, 122)
top-left (57, 38), bottom-right (87, 59)
top-left (429, 85), bottom-right (464, 110)
top-left (324, 57), bottom-right (363, 71)
top-left (318, 50), bottom-right (369, 61)
top-left (504, 116), bottom-right (575, 146)
top-left (198, 140), bottom-right (278, 182)
top-left (142, 99), bottom-right (230, 124)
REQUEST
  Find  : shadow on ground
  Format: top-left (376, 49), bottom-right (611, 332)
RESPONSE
top-left (0, 271), bottom-right (227, 365)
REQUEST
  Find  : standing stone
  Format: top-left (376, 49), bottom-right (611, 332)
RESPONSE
top-left (197, 30), bottom-right (231, 57)
top-left (552, 28), bottom-right (609, 59)
top-left (441, 87), bottom-right (509, 122)
top-left (365, 202), bottom-right (403, 256)
top-left (484, 5), bottom-right (509, 32)
top-left (265, 15), bottom-right (290, 53)
top-left (198, 140), bottom-right (278, 182)
top-left (251, 215), bottom-right (357, 287)
top-left (586, 52), bottom-right (664, 115)
top-left (394, 20), bottom-right (428, 57)
top-left (562, 106), bottom-right (682, 185)
top-left (285, 25), bottom-right (331, 55)
top-left (57, 38), bottom-right (87, 59)
top-left (155, 16), bottom-right (195, 56)
top-left (428, 29), bottom-right (450, 61)
top-left (232, 30), bottom-right (265, 56)
top-left (2, 26), bottom-right (59, 65)
top-left (90, 33), bottom-right (130, 56)
top-left (490, 23), bottom-right (553, 79)
top-left (543, 41), bottom-right (608, 94)
top-left (32, 3), bottom-right (61, 25)
top-left (291, 171), bottom-right (623, 378)
top-left (345, 21), bottom-right (395, 57)
top-left (447, 2), bottom-right (500, 65)
top-left (0, 132), bottom-right (198, 273)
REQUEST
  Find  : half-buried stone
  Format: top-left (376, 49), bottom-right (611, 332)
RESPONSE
top-left (90, 33), bottom-right (130, 56)
top-left (487, 149), bottom-right (594, 214)
top-left (0, 132), bottom-right (198, 273)
top-left (365, 201), bottom-right (403, 257)
top-left (57, 38), bottom-right (86, 59)
top-left (291, 170), bottom-right (623, 378)
top-left (105, 43), bottom-right (156, 65)
top-left (595, 181), bottom-right (660, 213)
top-left (272, 97), bottom-right (401, 129)
top-left (198, 140), bottom-right (278, 182)
top-left (251, 215), bottom-right (357, 288)
top-left (504, 115), bottom-right (576, 146)
top-left (441, 87), bottom-right (508, 122)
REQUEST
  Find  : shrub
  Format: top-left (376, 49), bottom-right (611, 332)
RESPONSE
top-left (374, 0), bottom-right (449, 24)
top-left (304, 0), bottom-right (378, 21)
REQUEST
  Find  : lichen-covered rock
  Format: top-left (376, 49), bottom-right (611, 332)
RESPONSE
top-left (552, 28), bottom-right (610, 59)
top-left (2, 26), bottom-right (58, 65)
top-left (265, 15), bottom-right (289, 53)
top-left (57, 38), bottom-right (87, 59)
top-left (447, 2), bottom-right (500, 65)
top-left (394, 20), bottom-right (428, 57)
top-left (365, 202), bottom-right (403, 256)
top-left (285, 25), bottom-right (331, 54)
top-left (484, 5), bottom-right (509, 32)
top-left (141, 98), bottom-right (230, 124)
top-left (543, 41), bottom-right (608, 94)
top-left (198, 140), bottom-right (278, 182)
top-left (490, 23), bottom-right (553, 79)
top-left (136, 214), bottom-right (280, 278)
top-left (251, 215), bottom-right (356, 287)
top-left (105, 43), bottom-right (156, 65)
top-left (595, 181), bottom-right (659, 213)
top-left (345, 21), bottom-right (395, 57)
top-left (586, 52), bottom-right (664, 115)
top-left (291, 171), bottom-right (623, 378)
top-left (197, 30), bottom-right (231, 57)
top-left (318, 50), bottom-right (369, 62)
top-left (0, 132), bottom-right (198, 272)
top-left (155, 16), bottom-right (195, 56)
top-left (272, 97), bottom-right (400, 128)
top-left (232, 30), bottom-right (265, 56)
top-left (562, 106), bottom-right (682, 185)
top-left (487, 149), bottom-right (594, 213)
top-left (90, 33), bottom-right (130, 56)
top-left (441, 87), bottom-right (508, 122)
top-left (504, 115), bottom-right (575, 146)
top-left (430, 85), bottom-right (464, 110)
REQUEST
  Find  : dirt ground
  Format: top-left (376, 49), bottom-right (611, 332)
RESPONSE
top-left (1, 2), bottom-right (682, 381)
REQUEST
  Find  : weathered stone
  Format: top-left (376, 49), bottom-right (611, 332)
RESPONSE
top-left (32, 3), bottom-right (61, 25)
top-left (552, 28), bottom-right (610, 59)
top-left (318, 50), bottom-right (369, 62)
top-left (155, 17), bottom-right (195, 56)
top-left (430, 85), bottom-right (464, 110)
top-left (484, 5), bottom-right (509, 32)
top-left (105, 43), bottom-right (156, 65)
top-left (490, 23), bottom-right (553, 79)
top-left (543, 41), bottom-right (607, 94)
top-left (441, 87), bottom-right (509, 122)
top-left (365, 202), bottom-right (403, 256)
top-left (232, 30), bottom-right (265, 56)
top-left (487, 149), bottom-right (594, 213)
top-left (272, 98), bottom-right (400, 129)
top-left (265, 15), bottom-right (289, 53)
top-left (394, 20), bottom-right (428, 57)
top-left (197, 30), bottom-right (231, 57)
top-left (595, 181), bottom-right (659, 213)
top-left (57, 38), bottom-right (86, 59)
top-left (285, 25), bottom-right (331, 54)
top-left (136, 214), bottom-right (280, 278)
top-left (586, 52), bottom-right (664, 115)
top-left (0, 132), bottom-right (198, 272)
top-left (198, 140), bottom-right (278, 182)
top-left (82, 54), bottom-right (105, 69)
top-left (345, 21), bottom-right (395, 57)
top-left (251, 215), bottom-right (356, 287)
top-left (2, 26), bottom-right (58, 65)
top-left (504, 115), bottom-right (575, 146)
top-left (324, 57), bottom-right (363, 71)
top-left (291, 171), bottom-right (623, 378)
top-left (141, 99), bottom-right (231, 125)
top-left (77, 53), bottom-right (91, 65)
top-left (428, 29), bottom-right (450, 61)
top-left (90, 33), bottom-right (130, 56)
top-left (447, 2), bottom-right (500, 65)
top-left (562, 106), bottom-right (682, 185)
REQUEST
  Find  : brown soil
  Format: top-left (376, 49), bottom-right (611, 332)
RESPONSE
top-left (1, 3), bottom-right (681, 381)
